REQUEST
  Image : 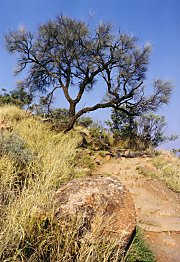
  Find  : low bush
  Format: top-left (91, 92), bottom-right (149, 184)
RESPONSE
top-left (0, 132), bottom-right (36, 207)
top-left (89, 124), bottom-right (114, 150)
top-left (0, 131), bottom-right (34, 165)
top-left (77, 116), bottom-right (93, 128)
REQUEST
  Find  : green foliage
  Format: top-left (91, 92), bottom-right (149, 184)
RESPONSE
top-left (0, 86), bottom-right (33, 108)
top-left (76, 153), bottom-right (95, 170)
top-left (107, 109), bottom-right (178, 149)
top-left (106, 110), bottom-right (137, 145)
top-left (30, 96), bottom-right (55, 117)
top-left (51, 108), bottom-right (69, 120)
top-left (49, 108), bottom-right (71, 130)
top-left (0, 131), bottom-right (35, 198)
top-left (77, 116), bottom-right (93, 128)
top-left (137, 113), bottom-right (178, 147)
top-left (89, 121), bottom-right (114, 150)
top-left (0, 131), bottom-right (34, 165)
top-left (124, 228), bottom-right (155, 262)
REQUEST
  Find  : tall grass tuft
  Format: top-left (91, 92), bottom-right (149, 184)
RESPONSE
top-left (152, 151), bottom-right (180, 192)
top-left (0, 105), bottom-right (27, 123)
top-left (0, 106), bottom-right (82, 261)
top-left (138, 151), bottom-right (180, 192)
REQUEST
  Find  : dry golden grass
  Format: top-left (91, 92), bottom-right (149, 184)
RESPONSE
top-left (152, 151), bottom-right (180, 192)
top-left (0, 105), bottom-right (27, 123)
top-left (138, 150), bottom-right (180, 192)
top-left (0, 106), bottom-right (82, 260)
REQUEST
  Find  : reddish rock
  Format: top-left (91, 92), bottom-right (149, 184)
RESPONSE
top-left (105, 154), bottom-right (111, 161)
top-left (53, 176), bottom-right (136, 249)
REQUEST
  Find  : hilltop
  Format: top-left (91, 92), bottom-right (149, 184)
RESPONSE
top-left (0, 105), bottom-right (179, 261)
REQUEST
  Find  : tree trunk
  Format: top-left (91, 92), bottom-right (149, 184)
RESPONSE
top-left (69, 103), bottom-right (76, 117)
top-left (63, 116), bottom-right (78, 132)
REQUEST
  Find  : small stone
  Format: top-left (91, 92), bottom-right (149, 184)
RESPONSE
top-left (162, 236), bottom-right (177, 248)
top-left (94, 158), bottom-right (101, 165)
top-left (105, 155), bottom-right (111, 161)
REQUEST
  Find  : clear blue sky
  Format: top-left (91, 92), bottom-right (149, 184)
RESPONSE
top-left (0, 0), bottom-right (180, 149)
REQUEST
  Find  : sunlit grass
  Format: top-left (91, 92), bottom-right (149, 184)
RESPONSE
top-left (152, 152), bottom-right (180, 192)
top-left (0, 104), bottom-right (27, 123)
top-left (138, 151), bottom-right (180, 192)
top-left (0, 106), bottom-right (81, 260)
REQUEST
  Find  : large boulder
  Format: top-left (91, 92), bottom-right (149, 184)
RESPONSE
top-left (53, 176), bottom-right (136, 249)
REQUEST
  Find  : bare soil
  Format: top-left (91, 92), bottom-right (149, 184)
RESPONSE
top-left (96, 156), bottom-right (180, 262)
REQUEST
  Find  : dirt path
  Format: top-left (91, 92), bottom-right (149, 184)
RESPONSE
top-left (96, 157), bottom-right (180, 262)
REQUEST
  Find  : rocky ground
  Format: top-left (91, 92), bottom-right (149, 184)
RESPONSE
top-left (96, 156), bottom-right (180, 262)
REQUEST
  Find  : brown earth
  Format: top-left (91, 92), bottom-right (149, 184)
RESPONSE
top-left (96, 156), bottom-right (180, 262)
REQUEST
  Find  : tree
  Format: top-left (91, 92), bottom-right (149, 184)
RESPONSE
top-left (5, 15), bottom-right (172, 131)
top-left (137, 113), bottom-right (178, 147)
top-left (107, 109), bottom-right (178, 148)
top-left (106, 109), bottom-right (137, 142)
top-left (0, 86), bottom-right (33, 108)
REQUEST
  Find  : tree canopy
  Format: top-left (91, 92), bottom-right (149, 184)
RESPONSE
top-left (5, 15), bottom-right (172, 130)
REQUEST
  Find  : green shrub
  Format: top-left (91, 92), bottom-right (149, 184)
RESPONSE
top-left (0, 131), bottom-right (34, 165)
top-left (77, 116), bottom-right (93, 128)
top-left (77, 153), bottom-right (95, 170)
top-left (89, 122), bottom-right (114, 150)
top-left (0, 132), bottom-right (35, 207)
